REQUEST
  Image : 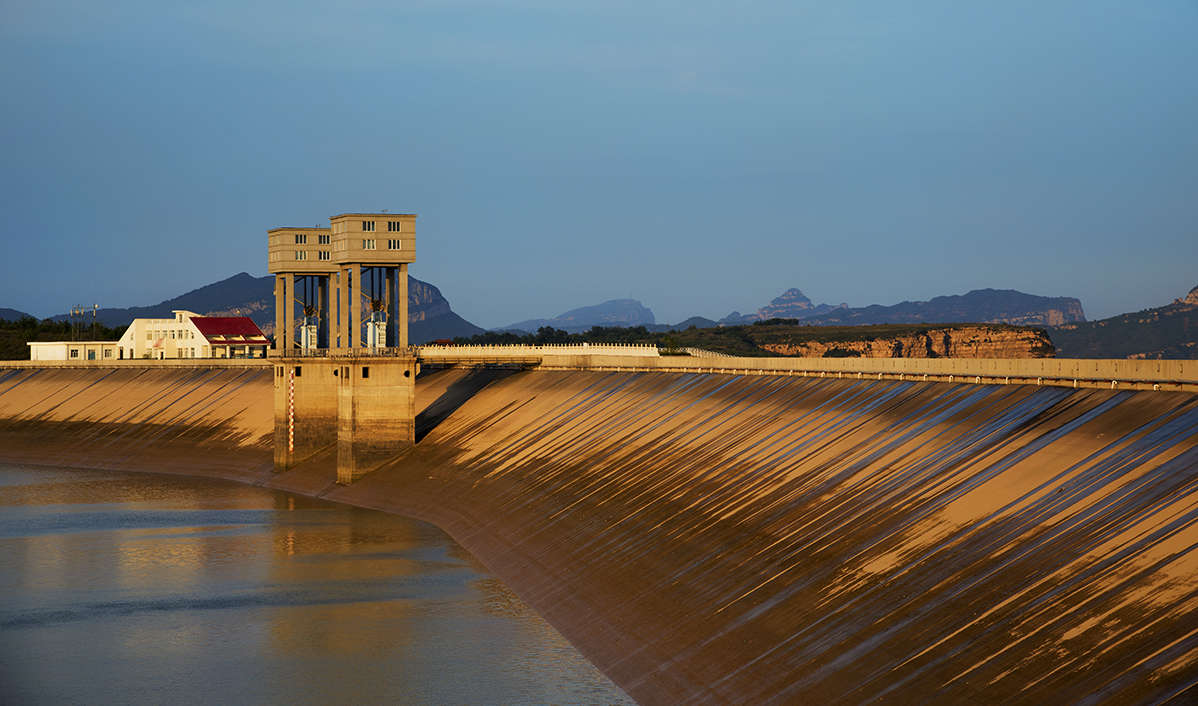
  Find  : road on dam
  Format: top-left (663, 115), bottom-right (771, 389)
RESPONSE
top-left (1, 364), bottom-right (1196, 705)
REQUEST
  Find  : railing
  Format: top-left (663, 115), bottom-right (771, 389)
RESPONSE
top-left (681, 347), bottom-right (736, 358)
top-left (272, 346), bottom-right (418, 358)
top-left (418, 343), bottom-right (660, 358)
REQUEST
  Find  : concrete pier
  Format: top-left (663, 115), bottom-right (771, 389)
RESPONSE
top-left (273, 355), bottom-right (417, 483)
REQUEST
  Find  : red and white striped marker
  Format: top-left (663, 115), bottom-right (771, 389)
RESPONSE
top-left (288, 368), bottom-right (295, 455)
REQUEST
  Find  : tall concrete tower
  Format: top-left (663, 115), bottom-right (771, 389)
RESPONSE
top-left (267, 212), bottom-right (418, 484)
top-left (268, 213), bottom-right (416, 350)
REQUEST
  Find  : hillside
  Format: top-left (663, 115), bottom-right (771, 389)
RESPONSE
top-left (1048, 284), bottom-right (1198, 359)
top-left (457, 321), bottom-right (1055, 359)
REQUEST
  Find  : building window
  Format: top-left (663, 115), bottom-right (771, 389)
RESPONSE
top-left (70, 349), bottom-right (79, 358)
top-left (362, 239), bottom-right (376, 250)
top-left (362, 367), bottom-right (370, 379)
top-left (362, 221), bottom-right (375, 232)
top-left (318, 251), bottom-right (330, 260)
top-left (318, 234), bottom-right (330, 245)
top-left (104, 349), bottom-right (112, 358)
top-left (295, 234), bottom-right (307, 244)
top-left (388, 239), bottom-right (401, 250)
top-left (388, 221), bottom-right (401, 232)
top-left (295, 251), bottom-right (308, 260)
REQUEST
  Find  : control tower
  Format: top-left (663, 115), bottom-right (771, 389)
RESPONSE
top-left (267, 212), bottom-right (418, 484)
top-left (268, 213), bottom-right (416, 350)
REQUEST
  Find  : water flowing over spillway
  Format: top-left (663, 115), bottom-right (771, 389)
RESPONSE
top-left (3, 365), bottom-right (1197, 704)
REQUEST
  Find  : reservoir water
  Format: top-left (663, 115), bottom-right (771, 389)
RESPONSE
top-left (0, 463), bottom-right (636, 706)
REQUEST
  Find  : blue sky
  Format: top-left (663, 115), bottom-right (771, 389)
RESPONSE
top-left (2, 1), bottom-right (1195, 327)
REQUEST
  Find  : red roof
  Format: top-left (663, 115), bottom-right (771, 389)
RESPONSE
top-left (190, 316), bottom-right (269, 342)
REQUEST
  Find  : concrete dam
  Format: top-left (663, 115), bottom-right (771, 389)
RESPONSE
top-left (2, 362), bottom-right (1197, 705)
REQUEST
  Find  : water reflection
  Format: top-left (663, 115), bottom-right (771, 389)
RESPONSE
top-left (0, 463), bottom-right (635, 706)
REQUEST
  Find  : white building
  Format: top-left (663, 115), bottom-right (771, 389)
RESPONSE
top-left (29, 311), bottom-right (270, 360)
top-left (28, 340), bottom-right (121, 362)
top-left (116, 310), bottom-right (270, 359)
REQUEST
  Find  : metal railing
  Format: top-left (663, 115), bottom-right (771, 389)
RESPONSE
top-left (272, 346), bottom-right (418, 358)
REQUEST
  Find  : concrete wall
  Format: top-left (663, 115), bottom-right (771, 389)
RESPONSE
top-left (2, 363), bottom-right (1197, 705)
top-left (335, 356), bottom-right (416, 484)
top-left (273, 359), bottom-right (339, 472)
top-left (0, 366), bottom-right (273, 482)
top-left (323, 369), bottom-right (1198, 706)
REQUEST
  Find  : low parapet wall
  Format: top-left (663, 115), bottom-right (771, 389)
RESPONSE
top-left (534, 353), bottom-right (1198, 391)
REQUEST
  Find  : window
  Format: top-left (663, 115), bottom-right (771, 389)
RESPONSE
top-left (362, 221), bottom-right (376, 232)
top-left (362, 367), bottom-right (370, 379)
top-left (318, 251), bottom-right (330, 260)
top-left (295, 251), bottom-right (308, 260)
top-left (70, 349), bottom-right (79, 358)
top-left (388, 221), bottom-right (401, 232)
top-left (388, 239), bottom-right (402, 250)
top-left (295, 234), bottom-right (307, 244)
top-left (146, 332), bottom-right (152, 340)
top-left (318, 234), bottom-right (330, 245)
top-left (362, 239), bottom-right (376, 250)
top-left (104, 349), bottom-right (112, 358)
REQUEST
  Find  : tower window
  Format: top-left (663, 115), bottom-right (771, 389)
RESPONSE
top-left (388, 240), bottom-right (402, 250)
top-left (388, 221), bottom-right (401, 232)
top-left (295, 234), bottom-right (307, 244)
top-left (362, 221), bottom-right (376, 232)
top-left (318, 251), bottom-right (330, 260)
top-left (318, 234), bottom-right (330, 244)
top-left (362, 239), bottom-right (376, 250)
top-left (295, 251), bottom-right (308, 260)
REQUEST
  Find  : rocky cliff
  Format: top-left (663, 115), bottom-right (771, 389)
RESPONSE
top-left (757, 325), bottom-right (1056, 359)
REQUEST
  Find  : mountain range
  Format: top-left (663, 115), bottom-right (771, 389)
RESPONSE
top-left (6, 276), bottom-right (1197, 358)
top-left (792, 288), bottom-right (1086, 327)
top-left (23, 273), bottom-right (485, 345)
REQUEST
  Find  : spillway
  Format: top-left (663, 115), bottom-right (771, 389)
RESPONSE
top-left (2, 365), bottom-right (1197, 705)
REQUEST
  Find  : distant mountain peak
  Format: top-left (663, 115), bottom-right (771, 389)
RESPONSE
top-left (720, 287), bottom-right (844, 324)
top-left (503, 298), bottom-right (655, 334)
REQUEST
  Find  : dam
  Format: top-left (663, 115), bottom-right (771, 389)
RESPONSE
top-left (2, 357), bottom-right (1197, 705)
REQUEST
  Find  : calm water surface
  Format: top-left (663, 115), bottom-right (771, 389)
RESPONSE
top-left (0, 463), bottom-right (636, 705)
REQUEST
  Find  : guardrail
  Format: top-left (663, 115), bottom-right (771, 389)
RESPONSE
top-left (271, 347), bottom-right (418, 358)
top-left (418, 343), bottom-right (660, 358)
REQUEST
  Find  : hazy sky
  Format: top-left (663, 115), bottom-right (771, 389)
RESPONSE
top-left (2, 1), bottom-right (1195, 327)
